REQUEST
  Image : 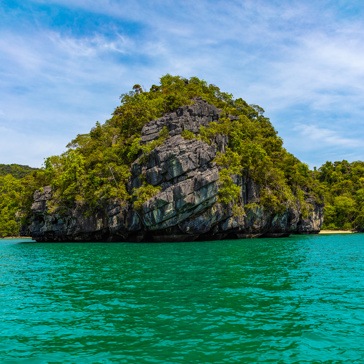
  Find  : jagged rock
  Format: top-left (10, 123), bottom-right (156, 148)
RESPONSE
top-left (31, 186), bottom-right (52, 214)
top-left (28, 100), bottom-right (324, 242)
top-left (297, 197), bottom-right (324, 234)
top-left (141, 98), bottom-right (221, 143)
top-left (129, 135), bottom-right (217, 191)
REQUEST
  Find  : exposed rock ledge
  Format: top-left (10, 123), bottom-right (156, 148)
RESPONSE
top-left (27, 99), bottom-right (324, 242)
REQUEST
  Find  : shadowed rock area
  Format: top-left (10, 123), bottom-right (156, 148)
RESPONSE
top-left (28, 99), bottom-right (324, 242)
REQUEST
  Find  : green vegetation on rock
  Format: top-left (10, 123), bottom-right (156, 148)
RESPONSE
top-left (189, 100), bottom-right (323, 214)
top-left (36, 75), bottom-right (244, 212)
top-left (2, 75), bottom-right (364, 236)
top-left (133, 184), bottom-right (162, 210)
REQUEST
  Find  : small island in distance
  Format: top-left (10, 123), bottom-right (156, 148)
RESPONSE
top-left (1, 75), bottom-right (363, 241)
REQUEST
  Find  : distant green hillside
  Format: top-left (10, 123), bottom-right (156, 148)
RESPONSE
top-left (0, 164), bottom-right (38, 237)
top-left (316, 160), bottom-right (364, 230)
top-left (0, 164), bottom-right (38, 179)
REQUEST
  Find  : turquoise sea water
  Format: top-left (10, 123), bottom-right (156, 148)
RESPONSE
top-left (0, 235), bottom-right (363, 363)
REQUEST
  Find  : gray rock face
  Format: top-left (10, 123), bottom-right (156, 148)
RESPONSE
top-left (141, 98), bottom-right (221, 143)
top-left (129, 135), bottom-right (217, 191)
top-left (28, 99), bottom-right (324, 242)
top-left (31, 186), bottom-right (52, 214)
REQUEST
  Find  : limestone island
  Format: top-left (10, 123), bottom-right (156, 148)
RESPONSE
top-left (23, 76), bottom-right (324, 242)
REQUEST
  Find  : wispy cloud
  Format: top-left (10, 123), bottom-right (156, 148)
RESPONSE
top-left (0, 126), bottom-right (68, 167)
top-left (294, 124), bottom-right (361, 149)
top-left (48, 32), bottom-right (132, 57)
top-left (2, 0), bottom-right (364, 167)
top-left (0, 31), bottom-right (132, 126)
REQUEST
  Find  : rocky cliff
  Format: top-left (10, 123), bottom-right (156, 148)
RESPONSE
top-left (28, 99), bottom-right (324, 242)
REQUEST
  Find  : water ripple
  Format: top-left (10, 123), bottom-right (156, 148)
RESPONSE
top-left (0, 234), bottom-right (363, 363)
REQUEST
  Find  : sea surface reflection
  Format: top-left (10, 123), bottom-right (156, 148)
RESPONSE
top-left (0, 234), bottom-right (363, 363)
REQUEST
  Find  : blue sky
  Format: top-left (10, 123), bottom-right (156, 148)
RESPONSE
top-left (1, 0), bottom-right (364, 168)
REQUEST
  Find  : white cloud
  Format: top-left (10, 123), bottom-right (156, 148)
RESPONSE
top-left (294, 124), bottom-right (361, 149)
top-left (239, 29), bottom-right (364, 113)
top-left (2, 0), bottom-right (364, 167)
top-left (0, 30), bottom-right (137, 167)
top-left (48, 32), bottom-right (132, 57)
top-left (280, 123), bottom-right (364, 168)
top-left (0, 126), bottom-right (68, 167)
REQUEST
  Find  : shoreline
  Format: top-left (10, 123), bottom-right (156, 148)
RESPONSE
top-left (1, 232), bottom-right (360, 240)
top-left (319, 230), bottom-right (355, 234)
top-left (1, 236), bottom-right (32, 239)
